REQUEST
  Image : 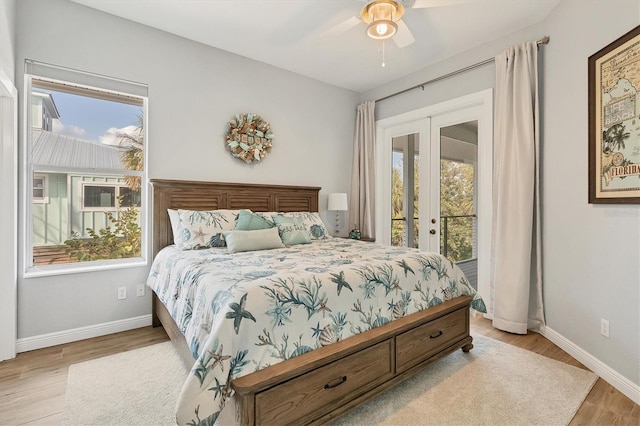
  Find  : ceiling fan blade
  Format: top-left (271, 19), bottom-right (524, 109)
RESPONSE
top-left (319, 16), bottom-right (361, 38)
top-left (393, 20), bottom-right (415, 48)
top-left (411, 0), bottom-right (480, 8)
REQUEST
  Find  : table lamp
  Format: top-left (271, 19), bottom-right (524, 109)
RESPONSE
top-left (327, 193), bottom-right (348, 236)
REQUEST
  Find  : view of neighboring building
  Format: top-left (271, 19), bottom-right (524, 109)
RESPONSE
top-left (30, 91), bottom-right (141, 265)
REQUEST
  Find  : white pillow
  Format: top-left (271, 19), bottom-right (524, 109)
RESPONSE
top-left (277, 212), bottom-right (331, 240)
top-left (224, 228), bottom-right (285, 253)
top-left (176, 209), bottom-right (243, 249)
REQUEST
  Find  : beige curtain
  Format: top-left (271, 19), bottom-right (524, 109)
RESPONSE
top-left (349, 101), bottom-right (376, 239)
top-left (490, 41), bottom-right (545, 334)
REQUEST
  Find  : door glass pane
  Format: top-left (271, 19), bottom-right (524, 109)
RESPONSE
top-left (440, 121), bottom-right (478, 289)
top-left (440, 159), bottom-right (474, 259)
top-left (391, 133), bottom-right (419, 248)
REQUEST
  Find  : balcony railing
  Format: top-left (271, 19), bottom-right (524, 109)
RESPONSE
top-left (391, 214), bottom-right (476, 262)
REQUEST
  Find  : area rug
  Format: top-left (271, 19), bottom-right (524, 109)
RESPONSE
top-left (62, 336), bottom-right (597, 426)
top-left (333, 335), bottom-right (598, 425)
top-left (62, 342), bottom-right (188, 425)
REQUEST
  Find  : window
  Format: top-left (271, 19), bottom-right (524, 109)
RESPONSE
top-left (32, 174), bottom-right (48, 203)
top-left (83, 185), bottom-right (115, 209)
top-left (25, 61), bottom-right (148, 271)
top-left (81, 183), bottom-right (141, 210)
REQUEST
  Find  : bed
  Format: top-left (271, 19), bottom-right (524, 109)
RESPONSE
top-left (148, 179), bottom-right (486, 425)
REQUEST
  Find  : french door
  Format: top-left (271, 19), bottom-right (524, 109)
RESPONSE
top-left (385, 119), bottom-right (429, 249)
top-left (376, 90), bottom-right (493, 304)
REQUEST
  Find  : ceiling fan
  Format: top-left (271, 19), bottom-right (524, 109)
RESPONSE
top-left (322, 0), bottom-right (505, 49)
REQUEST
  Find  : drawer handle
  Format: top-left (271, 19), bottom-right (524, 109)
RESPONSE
top-left (430, 330), bottom-right (443, 339)
top-left (324, 376), bottom-right (347, 389)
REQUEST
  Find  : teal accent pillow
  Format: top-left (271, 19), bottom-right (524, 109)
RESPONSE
top-left (255, 212), bottom-right (278, 226)
top-left (235, 210), bottom-right (274, 231)
top-left (224, 228), bottom-right (284, 253)
top-left (272, 215), bottom-right (311, 246)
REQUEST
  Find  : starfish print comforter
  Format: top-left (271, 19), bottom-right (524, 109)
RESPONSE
top-left (147, 238), bottom-right (486, 425)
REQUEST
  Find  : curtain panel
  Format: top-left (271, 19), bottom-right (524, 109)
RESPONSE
top-left (349, 101), bottom-right (376, 239)
top-left (490, 41), bottom-right (545, 334)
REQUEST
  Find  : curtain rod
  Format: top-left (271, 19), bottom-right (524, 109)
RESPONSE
top-left (375, 36), bottom-right (550, 103)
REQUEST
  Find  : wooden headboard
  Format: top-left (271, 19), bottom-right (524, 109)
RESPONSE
top-left (150, 179), bottom-right (321, 258)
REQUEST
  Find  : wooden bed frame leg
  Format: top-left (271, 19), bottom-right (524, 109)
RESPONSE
top-left (152, 293), bottom-right (161, 327)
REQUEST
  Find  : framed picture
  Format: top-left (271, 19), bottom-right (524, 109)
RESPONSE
top-left (588, 25), bottom-right (640, 204)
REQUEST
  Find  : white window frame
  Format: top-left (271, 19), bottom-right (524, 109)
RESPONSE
top-left (23, 62), bottom-right (148, 277)
top-left (32, 173), bottom-right (48, 203)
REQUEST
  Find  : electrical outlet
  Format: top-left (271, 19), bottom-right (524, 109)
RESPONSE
top-left (600, 318), bottom-right (610, 338)
top-left (136, 284), bottom-right (146, 297)
top-left (117, 286), bottom-right (127, 300)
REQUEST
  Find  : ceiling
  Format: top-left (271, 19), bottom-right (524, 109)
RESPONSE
top-left (70, 0), bottom-right (561, 93)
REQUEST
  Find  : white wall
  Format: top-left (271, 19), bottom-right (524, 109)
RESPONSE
top-left (362, 0), bottom-right (640, 392)
top-left (539, 0), bottom-right (639, 390)
top-left (15, 0), bottom-right (359, 342)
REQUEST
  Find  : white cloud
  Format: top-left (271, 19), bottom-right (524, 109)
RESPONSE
top-left (52, 119), bottom-right (88, 139)
top-left (99, 125), bottom-right (140, 147)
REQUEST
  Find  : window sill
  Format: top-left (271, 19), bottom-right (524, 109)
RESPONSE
top-left (23, 257), bottom-right (148, 278)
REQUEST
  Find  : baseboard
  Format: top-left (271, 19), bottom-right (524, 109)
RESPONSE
top-left (16, 314), bottom-right (153, 353)
top-left (543, 326), bottom-right (640, 405)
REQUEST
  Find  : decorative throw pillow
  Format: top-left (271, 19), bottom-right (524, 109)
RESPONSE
top-left (279, 212), bottom-right (331, 240)
top-left (254, 212), bottom-right (279, 226)
top-left (224, 228), bottom-right (284, 253)
top-left (235, 210), bottom-right (274, 231)
top-left (272, 215), bottom-right (311, 245)
top-left (176, 209), bottom-right (242, 249)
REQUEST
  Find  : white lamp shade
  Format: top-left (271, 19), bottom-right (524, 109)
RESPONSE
top-left (327, 193), bottom-right (348, 211)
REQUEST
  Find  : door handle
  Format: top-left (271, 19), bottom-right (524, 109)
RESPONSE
top-left (429, 229), bottom-right (436, 235)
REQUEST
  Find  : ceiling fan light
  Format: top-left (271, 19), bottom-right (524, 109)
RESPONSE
top-left (366, 20), bottom-right (397, 39)
top-left (361, 0), bottom-right (404, 23)
top-left (361, 0), bottom-right (404, 40)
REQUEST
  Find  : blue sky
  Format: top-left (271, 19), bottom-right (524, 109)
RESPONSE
top-left (43, 89), bottom-right (141, 144)
top-left (393, 151), bottom-right (403, 171)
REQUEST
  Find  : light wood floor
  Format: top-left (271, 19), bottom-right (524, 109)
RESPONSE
top-left (0, 316), bottom-right (638, 425)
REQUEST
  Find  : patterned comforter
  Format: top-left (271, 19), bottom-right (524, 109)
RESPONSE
top-left (147, 238), bottom-right (486, 425)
